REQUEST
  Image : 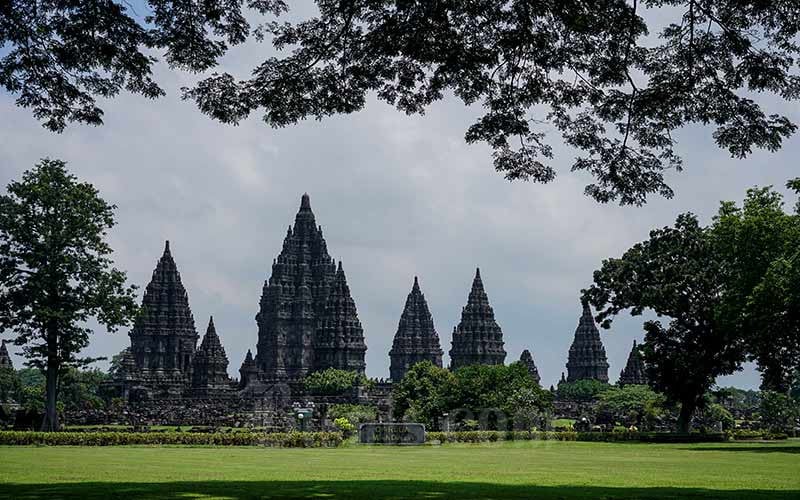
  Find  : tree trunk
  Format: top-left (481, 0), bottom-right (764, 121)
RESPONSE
top-left (677, 399), bottom-right (696, 433)
top-left (41, 328), bottom-right (60, 432)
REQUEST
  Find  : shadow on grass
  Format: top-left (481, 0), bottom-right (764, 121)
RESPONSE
top-left (686, 445), bottom-right (800, 454)
top-left (0, 481), bottom-right (797, 499)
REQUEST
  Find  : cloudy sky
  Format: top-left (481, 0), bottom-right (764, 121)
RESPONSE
top-left (1, 8), bottom-right (798, 390)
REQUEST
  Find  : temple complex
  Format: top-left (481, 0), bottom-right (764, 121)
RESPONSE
top-left (99, 194), bottom-right (642, 429)
top-left (565, 301), bottom-right (609, 382)
top-left (389, 277), bottom-right (444, 381)
top-left (0, 340), bottom-right (13, 370)
top-left (618, 340), bottom-right (648, 386)
top-left (449, 268), bottom-right (507, 370)
top-left (191, 317), bottom-right (233, 396)
top-left (251, 194), bottom-right (366, 385)
top-left (519, 349), bottom-right (541, 386)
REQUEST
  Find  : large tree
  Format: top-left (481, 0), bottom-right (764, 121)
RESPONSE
top-left (3, 1), bottom-right (800, 205)
top-left (0, 159), bottom-right (138, 431)
top-left (585, 182), bottom-right (800, 430)
top-left (584, 214), bottom-right (744, 432)
top-left (712, 181), bottom-right (800, 392)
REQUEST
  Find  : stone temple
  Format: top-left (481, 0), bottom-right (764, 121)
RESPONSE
top-left (0, 340), bottom-right (13, 370)
top-left (519, 349), bottom-right (541, 386)
top-left (127, 241), bottom-right (200, 397)
top-left (108, 241), bottom-right (239, 400)
top-left (618, 340), bottom-right (647, 386)
top-left (389, 277), bottom-right (444, 381)
top-left (251, 194), bottom-right (367, 385)
top-left (449, 268), bottom-right (507, 370)
top-left (191, 317), bottom-right (232, 396)
top-left (565, 300), bottom-right (609, 382)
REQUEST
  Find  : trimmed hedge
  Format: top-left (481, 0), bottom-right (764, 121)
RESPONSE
top-left (426, 430), bottom-right (729, 443)
top-left (729, 430), bottom-right (789, 441)
top-left (0, 431), bottom-right (343, 447)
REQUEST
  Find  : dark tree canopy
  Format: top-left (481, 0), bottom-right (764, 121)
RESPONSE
top-left (0, 159), bottom-right (138, 430)
top-left (585, 181), bottom-right (800, 431)
top-left (3, 1), bottom-right (800, 204)
top-left (0, 0), bottom-right (287, 132)
top-left (584, 213), bottom-right (742, 432)
top-left (712, 180), bottom-right (800, 392)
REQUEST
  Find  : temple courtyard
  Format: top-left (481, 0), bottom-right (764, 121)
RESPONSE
top-left (1, 440), bottom-right (798, 499)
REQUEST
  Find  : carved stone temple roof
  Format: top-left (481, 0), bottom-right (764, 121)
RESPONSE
top-left (192, 316), bottom-right (231, 394)
top-left (618, 340), bottom-right (648, 386)
top-left (0, 340), bottom-right (13, 370)
top-left (129, 241), bottom-right (198, 389)
top-left (519, 349), bottom-right (541, 386)
top-left (449, 268), bottom-right (507, 370)
top-left (314, 262), bottom-right (368, 374)
top-left (565, 300), bottom-right (609, 383)
top-left (389, 276), bottom-right (444, 381)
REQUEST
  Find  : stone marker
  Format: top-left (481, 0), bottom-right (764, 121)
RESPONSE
top-left (359, 423), bottom-right (425, 445)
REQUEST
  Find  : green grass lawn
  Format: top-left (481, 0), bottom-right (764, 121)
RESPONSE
top-left (1, 439), bottom-right (799, 499)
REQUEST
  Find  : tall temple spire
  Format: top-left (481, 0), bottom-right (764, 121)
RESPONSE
top-left (389, 276), bottom-right (444, 381)
top-left (192, 316), bottom-right (231, 395)
top-left (0, 340), bottom-right (13, 370)
top-left (519, 349), bottom-right (541, 386)
top-left (129, 241), bottom-right (198, 396)
top-left (565, 300), bottom-right (609, 382)
top-left (449, 268), bottom-right (506, 369)
top-left (255, 194), bottom-right (338, 381)
top-left (618, 339), bottom-right (647, 386)
top-left (314, 261), bottom-right (367, 374)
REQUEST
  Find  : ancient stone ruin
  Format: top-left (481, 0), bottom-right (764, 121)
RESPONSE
top-left (519, 349), bottom-right (541, 386)
top-left (0, 340), bottom-right (13, 370)
top-left (98, 194), bottom-right (631, 429)
top-left (253, 193), bottom-right (367, 384)
top-left (618, 340), bottom-right (648, 386)
top-left (449, 268), bottom-right (507, 369)
top-left (389, 277), bottom-right (444, 382)
top-left (565, 300), bottom-right (610, 382)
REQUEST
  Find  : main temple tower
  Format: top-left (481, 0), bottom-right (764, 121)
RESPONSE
top-left (255, 194), bottom-right (366, 382)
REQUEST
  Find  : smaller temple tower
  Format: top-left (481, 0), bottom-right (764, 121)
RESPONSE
top-left (313, 262), bottom-right (368, 374)
top-left (565, 300), bottom-right (609, 382)
top-left (389, 276), bottom-right (444, 381)
top-left (449, 268), bottom-right (506, 370)
top-left (519, 349), bottom-right (541, 386)
top-left (239, 350), bottom-right (258, 389)
top-left (0, 340), bottom-right (13, 370)
top-left (191, 317), bottom-right (232, 396)
top-left (618, 340), bottom-right (648, 386)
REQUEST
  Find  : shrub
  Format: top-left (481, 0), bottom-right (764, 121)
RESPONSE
top-left (556, 379), bottom-right (610, 402)
top-left (425, 430), bottom-right (727, 444)
top-left (333, 417), bottom-right (355, 435)
top-left (327, 404), bottom-right (377, 426)
top-left (303, 369), bottom-right (367, 395)
top-left (0, 431), bottom-right (343, 447)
